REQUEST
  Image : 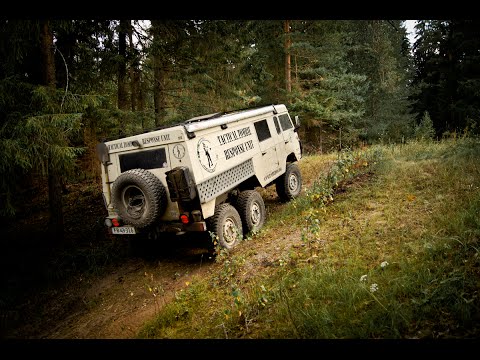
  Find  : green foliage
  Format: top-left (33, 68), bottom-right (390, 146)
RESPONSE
top-left (143, 20), bottom-right (266, 123)
top-left (350, 20), bottom-right (415, 144)
top-left (414, 111), bottom-right (435, 140)
top-left (0, 84), bottom-right (91, 215)
top-left (138, 280), bottom-right (211, 339)
top-left (287, 20), bottom-right (414, 150)
top-left (411, 20), bottom-right (480, 136)
top-left (296, 147), bottom-right (383, 214)
top-left (0, 112), bottom-right (84, 215)
top-left (289, 21), bottom-right (369, 136)
top-left (0, 19), bottom-right (419, 166)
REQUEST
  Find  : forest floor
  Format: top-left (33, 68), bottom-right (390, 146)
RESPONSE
top-left (1, 155), bottom-right (335, 340)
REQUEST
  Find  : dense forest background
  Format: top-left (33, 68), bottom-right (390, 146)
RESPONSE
top-left (1, 19), bottom-right (479, 246)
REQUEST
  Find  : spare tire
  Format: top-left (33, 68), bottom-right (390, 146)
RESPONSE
top-left (111, 168), bottom-right (167, 228)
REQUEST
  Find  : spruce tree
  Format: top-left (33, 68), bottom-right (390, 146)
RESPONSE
top-left (411, 20), bottom-right (480, 136)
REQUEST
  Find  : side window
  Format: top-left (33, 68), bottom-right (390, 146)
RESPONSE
top-left (273, 116), bottom-right (281, 134)
top-left (254, 119), bottom-right (272, 142)
top-left (278, 114), bottom-right (293, 131)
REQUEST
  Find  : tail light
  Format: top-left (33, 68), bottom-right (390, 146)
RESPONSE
top-left (180, 214), bottom-right (189, 224)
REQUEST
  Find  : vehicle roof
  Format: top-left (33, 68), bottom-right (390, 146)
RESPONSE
top-left (183, 104), bottom-right (287, 133)
top-left (102, 104), bottom-right (288, 144)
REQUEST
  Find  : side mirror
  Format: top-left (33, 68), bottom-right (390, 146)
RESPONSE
top-left (294, 115), bottom-right (301, 131)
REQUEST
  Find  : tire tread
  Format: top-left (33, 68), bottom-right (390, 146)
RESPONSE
top-left (111, 168), bottom-right (167, 228)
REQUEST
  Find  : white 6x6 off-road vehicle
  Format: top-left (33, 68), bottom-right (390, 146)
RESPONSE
top-left (96, 104), bottom-right (303, 250)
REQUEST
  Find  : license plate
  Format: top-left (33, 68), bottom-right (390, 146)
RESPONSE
top-left (111, 226), bottom-right (136, 235)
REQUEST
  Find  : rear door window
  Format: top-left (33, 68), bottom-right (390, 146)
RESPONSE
top-left (119, 148), bottom-right (167, 172)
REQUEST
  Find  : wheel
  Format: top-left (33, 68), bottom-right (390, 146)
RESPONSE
top-left (209, 203), bottom-right (243, 250)
top-left (236, 190), bottom-right (266, 234)
top-left (111, 169), bottom-right (167, 228)
top-left (275, 163), bottom-right (302, 202)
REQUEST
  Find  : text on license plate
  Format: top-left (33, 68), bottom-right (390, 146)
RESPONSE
top-left (112, 226), bottom-right (136, 235)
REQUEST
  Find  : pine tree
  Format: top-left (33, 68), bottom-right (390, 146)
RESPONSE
top-left (286, 20), bottom-right (368, 151)
top-left (0, 20), bottom-right (100, 245)
top-left (348, 20), bottom-right (414, 144)
top-left (414, 111), bottom-right (435, 140)
top-left (411, 20), bottom-right (480, 136)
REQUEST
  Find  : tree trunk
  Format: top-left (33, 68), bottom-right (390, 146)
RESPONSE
top-left (40, 20), bottom-right (65, 246)
top-left (295, 54), bottom-right (298, 85)
top-left (153, 53), bottom-right (165, 127)
top-left (40, 20), bottom-right (56, 88)
top-left (135, 69), bottom-right (144, 111)
top-left (284, 20), bottom-right (292, 93)
top-left (117, 20), bottom-right (129, 112)
top-left (152, 20), bottom-right (167, 127)
top-left (128, 23), bottom-right (137, 112)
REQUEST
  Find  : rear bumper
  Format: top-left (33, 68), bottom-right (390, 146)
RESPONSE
top-left (108, 220), bottom-right (207, 235)
top-left (183, 221), bottom-right (207, 232)
top-left (158, 221), bottom-right (207, 233)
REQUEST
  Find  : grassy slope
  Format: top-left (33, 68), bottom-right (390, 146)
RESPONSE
top-left (137, 138), bottom-right (480, 339)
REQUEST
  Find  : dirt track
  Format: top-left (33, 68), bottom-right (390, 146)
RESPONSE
top-left (2, 157), bottom-right (333, 339)
top-left (3, 187), bottom-right (297, 339)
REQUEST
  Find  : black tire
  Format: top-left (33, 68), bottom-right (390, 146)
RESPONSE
top-left (275, 163), bottom-right (302, 202)
top-left (111, 168), bottom-right (167, 228)
top-left (208, 203), bottom-right (243, 250)
top-left (236, 190), bottom-right (266, 234)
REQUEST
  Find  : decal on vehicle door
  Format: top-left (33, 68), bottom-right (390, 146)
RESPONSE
top-left (197, 138), bottom-right (217, 173)
top-left (173, 144), bottom-right (185, 159)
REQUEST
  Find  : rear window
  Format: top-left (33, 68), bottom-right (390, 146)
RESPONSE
top-left (119, 148), bottom-right (167, 172)
top-left (278, 114), bottom-right (293, 131)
